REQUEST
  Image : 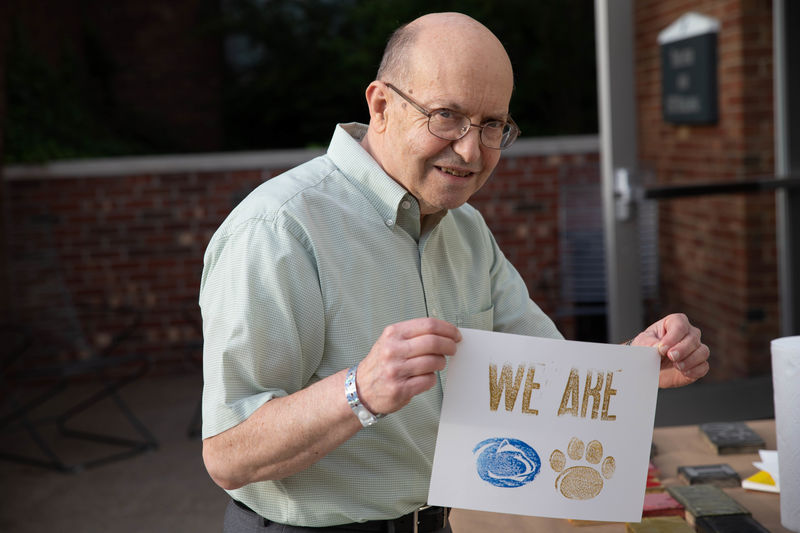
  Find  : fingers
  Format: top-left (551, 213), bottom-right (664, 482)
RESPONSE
top-left (664, 342), bottom-right (709, 382)
top-left (385, 318), bottom-right (460, 378)
top-left (653, 313), bottom-right (690, 355)
top-left (652, 314), bottom-right (701, 365)
top-left (356, 318), bottom-right (462, 414)
top-left (668, 335), bottom-right (705, 370)
top-left (404, 330), bottom-right (459, 361)
top-left (391, 317), bottom-right (462, 343)
top-left (661, 325), bottom-right (699, 365)
top-left (659, 346), bottom-right (710, 388)
top-left (642, 313), bottom-right (710, 388)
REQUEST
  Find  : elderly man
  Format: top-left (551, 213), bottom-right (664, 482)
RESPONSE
top-left (200, 12), bottom-right (709, 533)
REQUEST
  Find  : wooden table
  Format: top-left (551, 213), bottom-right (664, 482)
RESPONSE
top-left (448, 419), bottom-right (789, 532)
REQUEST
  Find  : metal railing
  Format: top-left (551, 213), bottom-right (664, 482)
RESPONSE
top-left (642, 175), bottom-right (800, 200)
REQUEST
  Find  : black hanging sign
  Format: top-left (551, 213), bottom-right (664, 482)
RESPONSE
top-left (658, 12), bottom-right (720, 124)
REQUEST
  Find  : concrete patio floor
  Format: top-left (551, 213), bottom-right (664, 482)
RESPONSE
top-left (0, 373), bottom-right (227, 533)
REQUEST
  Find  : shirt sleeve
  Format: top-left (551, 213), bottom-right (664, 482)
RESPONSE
top-left (199, 217), bottom-right (325, 439)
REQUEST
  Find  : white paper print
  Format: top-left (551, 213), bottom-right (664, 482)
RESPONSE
top-left (428, 329), bottom-right (660, 522)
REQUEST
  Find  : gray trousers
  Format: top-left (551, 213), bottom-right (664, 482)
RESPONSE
top-left (223, 500), bottom-right (453, 533)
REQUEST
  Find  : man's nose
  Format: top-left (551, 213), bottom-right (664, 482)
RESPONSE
top-left (451, 127), bottom-right (482, 163)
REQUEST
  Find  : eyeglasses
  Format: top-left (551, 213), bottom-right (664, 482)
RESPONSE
top-left (384, 82), bottom-right (521, 150)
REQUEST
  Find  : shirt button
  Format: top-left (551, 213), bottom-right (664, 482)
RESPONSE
top-left (386, 219), bottom-right (394, 226)
top-left (401, 200), bottom-right (411, 210)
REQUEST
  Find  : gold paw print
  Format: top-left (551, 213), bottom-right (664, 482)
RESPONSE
top-left (549, 437), bottom-right (615, 500)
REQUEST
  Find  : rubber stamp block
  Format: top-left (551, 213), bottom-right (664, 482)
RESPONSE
top-left (677, 464), bottom-right (741, 487)
top-left (694, 514), bottom-right (770, 532)
top-left (666, 485), bottom-right (749, 526)
top-left (645, 475), bottom-right (664, 493)
top-left (645, 462), bottom-right (664, 493)
top-left (626, 516), bottom-right (694, 532)
top-left (698, 422), bottom-right (765, 455)
top-left (642, 492), bottom-right (685, 518)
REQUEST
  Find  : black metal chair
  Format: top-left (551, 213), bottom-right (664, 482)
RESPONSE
top-left (0, 305), bottom-right (158, 473)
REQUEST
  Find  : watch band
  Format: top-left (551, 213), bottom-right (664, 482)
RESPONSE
top-left (345, 364), bottom-right (383, 427)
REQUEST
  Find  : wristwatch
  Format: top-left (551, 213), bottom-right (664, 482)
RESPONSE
top-left (345, 364), bottom-right (384, 427)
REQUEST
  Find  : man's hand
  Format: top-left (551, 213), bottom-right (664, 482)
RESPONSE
top-left (630, 313), bottom-right (710, 388)
top-left (356, 318), bottom-right (462, 415)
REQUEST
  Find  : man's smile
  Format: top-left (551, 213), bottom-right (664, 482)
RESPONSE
top-left (434, 165), bottom-right (477, 178)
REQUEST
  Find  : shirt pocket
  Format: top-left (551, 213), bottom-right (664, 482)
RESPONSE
top-left (456, 306), bottom-right (494, 331)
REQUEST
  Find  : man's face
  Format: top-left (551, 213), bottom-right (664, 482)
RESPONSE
top-left (381, 77), bottom-right (512, 216)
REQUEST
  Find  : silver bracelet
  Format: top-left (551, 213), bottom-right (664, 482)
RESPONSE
top-left (345, 364), bottom-right (383, 427)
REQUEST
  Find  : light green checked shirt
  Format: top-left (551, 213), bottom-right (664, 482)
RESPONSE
top-left (200, 122), bottom-right (563, 526)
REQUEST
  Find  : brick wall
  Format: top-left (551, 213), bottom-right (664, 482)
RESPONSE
top-left (2, 138), bottom-right (599, 372)
top-left (635, 0), bottom-right (778, 379)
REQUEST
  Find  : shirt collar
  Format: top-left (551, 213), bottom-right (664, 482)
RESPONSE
top-left (327, 123), bottom-right (409, 228)
top-left (326, 123), bottom-right (447, 239)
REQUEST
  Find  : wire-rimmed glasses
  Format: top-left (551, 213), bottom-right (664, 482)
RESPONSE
top-left (384, 82), bottom-right (521, 150)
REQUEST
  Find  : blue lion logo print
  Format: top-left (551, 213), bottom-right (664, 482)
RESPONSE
top-left (473, 437), bottom-right (541, 488)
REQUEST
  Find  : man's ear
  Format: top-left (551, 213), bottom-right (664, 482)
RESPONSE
top-left (365, 81), bottom-right (390, 133)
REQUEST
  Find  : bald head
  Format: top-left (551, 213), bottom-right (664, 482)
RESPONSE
top-left (377, 12), bottom-right (513, 92)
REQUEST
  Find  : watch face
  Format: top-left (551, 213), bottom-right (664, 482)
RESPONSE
top-left (356, 406), bottom-right (378, 426)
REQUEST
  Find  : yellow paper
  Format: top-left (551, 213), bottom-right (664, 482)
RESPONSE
top-left (741, 470), bottom-right (778, 493)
